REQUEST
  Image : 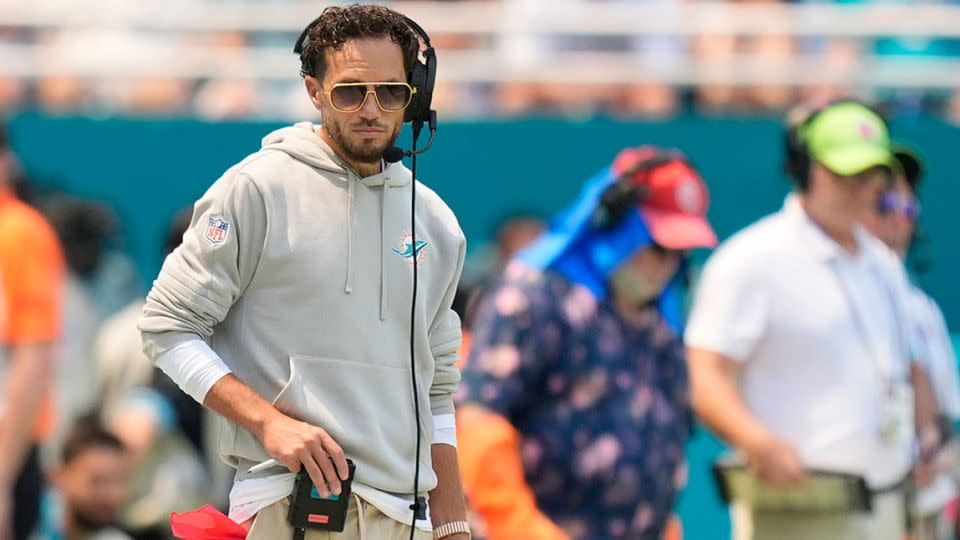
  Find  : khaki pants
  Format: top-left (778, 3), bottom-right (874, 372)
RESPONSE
top-left (912, 511), bottom-right (952, 540)
top-left (731, 491), bottom-right (907, 540)
top-left (247, 495), bottom-right (432, 540)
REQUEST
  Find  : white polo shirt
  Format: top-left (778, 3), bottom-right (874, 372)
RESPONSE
top-left (910, 288), bottom-right (960, 420)
top-left (685, 195), bottom-right (916, 488)
top-left (909, 286), bottom-right (960, 513)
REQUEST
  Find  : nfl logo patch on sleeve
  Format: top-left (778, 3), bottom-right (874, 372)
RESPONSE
top-left (205, 215), bottom-right (230, 245)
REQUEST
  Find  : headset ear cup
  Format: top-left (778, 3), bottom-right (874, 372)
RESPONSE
top-left (784, 125), bottom-right (810, 189)
top-left (422, 47), bottom-right (436, 107)
top-left (404, 64), bottom-right (425, 123)
top-left (404, 46), bottom-right (435, 124)
top-left (592, 181), bottom-right (637, 229)
top-left (593, 149), bottom-right (681, 229)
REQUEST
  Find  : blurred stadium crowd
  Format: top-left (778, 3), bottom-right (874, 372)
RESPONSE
top-left (2, 0), bottom-right (960, 121)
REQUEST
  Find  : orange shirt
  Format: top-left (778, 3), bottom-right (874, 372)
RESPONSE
top-left (0, 186), bottom-right (65, 440)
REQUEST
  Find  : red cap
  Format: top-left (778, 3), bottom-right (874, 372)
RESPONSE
top-left (612, 147), bottom-right (718, 250)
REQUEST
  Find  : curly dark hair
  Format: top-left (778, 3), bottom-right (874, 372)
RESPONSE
top-left (298, 4), bottom-right (419, 82)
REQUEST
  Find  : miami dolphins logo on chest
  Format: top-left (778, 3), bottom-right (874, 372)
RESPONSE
top-left (392, 232), bottom-right (429, 266)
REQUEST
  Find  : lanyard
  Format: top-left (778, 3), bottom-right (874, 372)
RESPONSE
top-left (828, 253), bottom-right (907, 387)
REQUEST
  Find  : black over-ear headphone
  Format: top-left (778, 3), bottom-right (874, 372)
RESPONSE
top-left (783, 98), bottom-right (885, 190)
top-left (293, 14), bottom-right (436, 126)
top-left (592, 148), bottom-right (691, 229)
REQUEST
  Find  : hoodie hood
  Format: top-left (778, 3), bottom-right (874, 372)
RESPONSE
top-left (260, 122), bottom-right (411, 188)
top-left (518, 166), bottom-right (687, 332)
top-left (261, 122), bottom-right (347, 174)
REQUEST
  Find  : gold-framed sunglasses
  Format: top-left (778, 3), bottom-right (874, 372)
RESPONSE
top-left (324, 82), bottom-right (417, 113)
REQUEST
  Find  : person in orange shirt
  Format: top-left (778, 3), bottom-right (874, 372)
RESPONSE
top-left (0, 124), bottom-right (65, 540)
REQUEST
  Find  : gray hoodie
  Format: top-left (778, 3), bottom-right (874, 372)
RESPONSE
top-left (139, 122), bottom-right (465, 496)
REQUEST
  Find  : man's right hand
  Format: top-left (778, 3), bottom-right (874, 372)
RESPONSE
top-left (257, 412), bottom-right (350, 498)
top-left (746, 435), bottom-right (808, 488)
top-left (202, 375), bottom-right (352, 498)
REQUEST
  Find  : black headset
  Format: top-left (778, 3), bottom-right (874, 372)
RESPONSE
top-left (591, 148), bottom-right (691, 230)
top-left (293, 14), bottom-right (436, 127)
top-left (783, 98), bottom-right (886, 190)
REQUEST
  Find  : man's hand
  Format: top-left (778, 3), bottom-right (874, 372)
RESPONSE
top-left (256, 411), bottom-right (349, 498)
top-left (914, 422), bottom-right (946, 488)
top-left (689, 349), bottom-right (807, 488)
top-left (746, 435), bottom-right (808, 488)
top-left (202, 375), bottom-right (350, 498)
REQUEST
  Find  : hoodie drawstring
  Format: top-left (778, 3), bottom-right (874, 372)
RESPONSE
top-left (353, 493), bottom-right (366, 540)
top-left (344, 173), bottom-right (355, 294)
top-left (379, 169), bottom-right (390, 321)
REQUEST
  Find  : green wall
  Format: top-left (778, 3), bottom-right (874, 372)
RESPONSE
top-left (10, 113), bottom-right (957, 328)
top-left (8, 113), bottom-right (959, 539)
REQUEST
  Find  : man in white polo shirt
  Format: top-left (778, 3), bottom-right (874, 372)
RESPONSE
top-left (685, 100), bottom-right (920, 540)
top-left (866, 146), bottom-right (960, 540)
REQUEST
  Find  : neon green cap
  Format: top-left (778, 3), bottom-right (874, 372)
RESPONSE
top-left (802, 102), bottom-right (897, 176)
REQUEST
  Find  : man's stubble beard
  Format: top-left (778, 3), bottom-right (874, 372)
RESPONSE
top-left (324, 115), bottom-right (402, 165)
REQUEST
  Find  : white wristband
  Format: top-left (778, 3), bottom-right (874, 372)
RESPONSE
top-left (433, 413), bottom-right (457, 447)
top-left (155, 338), bottom-right (232, 404)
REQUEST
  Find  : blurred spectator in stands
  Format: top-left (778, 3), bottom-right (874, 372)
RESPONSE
top-left (94, 208), bottom-right (219, 537)
top-left (43, 198), bottom-right (118, 464)
top-left (692, 30), bottom-right (737, 113)
top-left (0, 122), bottom-right (66, 539)
top-left (418, 7), bottom-right (493, 119)
top-left (95, 208), bottom-right (191, 422)
top-left (457, 212), bottom-right (544, 374)
top-left (457, 146), bottom-right (718, 540)
top-left (796, 37), bottom-right (862, 108)
top-left (4, 0), bottom-right (960, 120)
top-left (740, 31), bottom-right (796, 112)
top-left (461, 212), bottom-right (545, 328)
top-left (123, 78), bottom-right (192, 117)
top-left (39, 415), bottom-right (133, 540)
top-left (193, 32), bottom-right (259, 120)
top-left (695, 0), bottom-right (797, 114)
top-left (35, 31), bottom-right (96, 113)
top-left (870, 0), bottom-right (960, 118)
top-left (0, 127), bottom-right (35, 206)
top-left (491, 212), bottom-right (546, 273)
top-left (495, 0), bottom-right (682, 118)
top-left (863, 145), bottom-right (960, 540)
top-left (36, 77), bottom-right (94, 115)
top-left (39, 26), bottom-right (190, 116)
top-left (36, 196), bottom-right (137, 320)
top-left (0, 78), bottom-right (25, 114)
top-left (0, 29), bottom-right (27, 113)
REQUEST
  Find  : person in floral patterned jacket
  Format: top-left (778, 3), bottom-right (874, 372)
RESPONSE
top-left (456, 147), bottom-right (718, 540)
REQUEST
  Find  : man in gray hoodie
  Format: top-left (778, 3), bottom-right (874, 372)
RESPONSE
top-left (139, 5), bottom-right (468, 539)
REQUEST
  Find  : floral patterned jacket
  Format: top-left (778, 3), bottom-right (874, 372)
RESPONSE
top-left (458, 263), bottom-right (694, 540)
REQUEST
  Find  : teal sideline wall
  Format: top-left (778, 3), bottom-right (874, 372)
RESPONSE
top-left (8, 113), bottom-right (960, 539)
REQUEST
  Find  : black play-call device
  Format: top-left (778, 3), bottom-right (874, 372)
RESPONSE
top-left (288, 459), bottom-right (356, 539)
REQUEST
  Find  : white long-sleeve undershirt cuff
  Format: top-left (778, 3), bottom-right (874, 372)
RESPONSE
top-left (155, 338), bottom-right (232, 404)
top-left (157, 339), bottom-right (457, 447)
top-left (432, 412), bottom-right (457, 447)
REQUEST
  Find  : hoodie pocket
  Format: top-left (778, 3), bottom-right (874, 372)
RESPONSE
top-left (271, 354), bottom-right (433, 493)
